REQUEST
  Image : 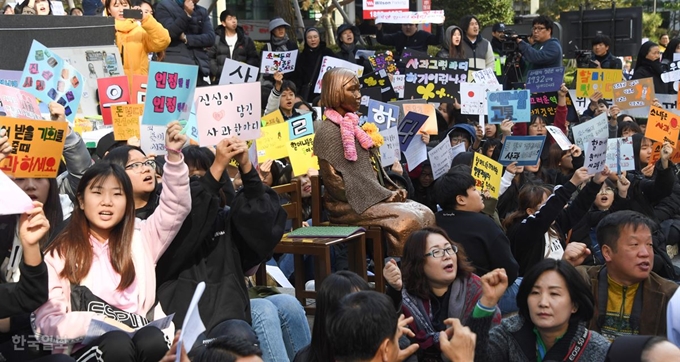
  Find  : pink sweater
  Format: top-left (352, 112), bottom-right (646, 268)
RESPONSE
top-left (32, 155), bottom-right (191, 346)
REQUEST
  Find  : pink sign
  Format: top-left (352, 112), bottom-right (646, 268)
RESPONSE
top-left (0, 85), bottom-right (42, 120)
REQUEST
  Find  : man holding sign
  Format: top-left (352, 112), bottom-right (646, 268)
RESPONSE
top-left (375, 16), bottom-right (444, 59)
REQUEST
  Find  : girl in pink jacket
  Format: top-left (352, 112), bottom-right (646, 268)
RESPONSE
top-left (32, 122), bottom-right (191, 361)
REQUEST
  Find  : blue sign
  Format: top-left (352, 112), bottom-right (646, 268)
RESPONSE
top-left (525, 67), bottom-right (565, 93)
top-left (142, 61), bottom-right (198, 126)
top-left (398, 111), bottom-right (428, 153)
top-left (487, 89), bottom-right (531, 124)
top-left (288, 111), bottom-right (314, 140)
top-left (367, 99), bottom-right (400, 131)
top-left (498, 135), bottom-right (546, 166)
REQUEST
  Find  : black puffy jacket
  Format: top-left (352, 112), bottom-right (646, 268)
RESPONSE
top-left (208, 25), bottom-right (260, 81)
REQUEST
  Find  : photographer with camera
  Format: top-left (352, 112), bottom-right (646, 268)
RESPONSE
top-left (515, 15), bottom-right (562, 75)
top-left (589, 34), bottom-right (623, 70)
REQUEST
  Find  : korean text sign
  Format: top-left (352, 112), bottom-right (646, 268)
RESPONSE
top-left (143, 61), bottom-right (198, 126)
top-left (260, 50), bottom-right (298, 75)
top-left (403, 57), bottom-right (468, 102)
top-left (498, 136), bottom-right (546, 166)
top-left (645, 106), bottom-right (680, 148)
top-left (0, 117), bottom-right (68, 178)
top-left (0, 85), bottom-right (42, 120)
top-left (19, 40), bottom-right (83, 123)
top-left (367, 99), bottom-right (399, 131)
top-left (111, 104), bottom-right (143, 141)
top-left (525, 67), bottom-right (565, 93)
top-left (572, 113), bottom-right (608, 149)
top-left (612, 78), bottom-right (655, 110)
top-left (314, 57), bottom-right (364, 94)
top-left (575, 68), bottom-right (622, 99)
top-left (195, 82), bottom-right (262, 146)
top-left (487, 90), bottom-right (531, 124)
top-left (397, 111), bottom-right (428, 153)
top-left (97, 76), bottom-right (131, 125)
top-left (472, 153), bottom-right (502, 198)
top-left (220, 58), bottom-right (259, 85)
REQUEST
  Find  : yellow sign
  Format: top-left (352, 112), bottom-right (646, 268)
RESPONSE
top-left (72, 118), bottom-right (93, 136)
top-left (112, 104), bottom-right (144, 141)
top-left (402, 103), bottom-right (438, 135)
top-left (0, 117), bottom-right (68, 178)
top-left (257, 121), bottom-right (289, 162)
top-left (645, 106), bottom-right (680, 148)
top-left (575, 68), bottom-right (622, 99)
top-left (472, 153), bottom-right (502, 198)
top-left (287, 133), bottom-right (318, 177)
top-left (261, 109), bottom-right (285, 127)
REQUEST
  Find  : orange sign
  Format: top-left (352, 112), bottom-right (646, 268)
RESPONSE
top-left (645, 106), bottom-right (680, 148)
top-left (0, 117), bottom-right (68, 178)
top-left (128, 75), bottom-right (147, 105)
top-left (402, 103), bottom-right (438, 135)
top-left (112, 104), bottom-right (144, 141)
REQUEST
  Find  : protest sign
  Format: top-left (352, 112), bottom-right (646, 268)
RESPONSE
top-left (403, 57), bottom-right (468, 102)
top-left (487, 89), bottom-right (531, 123)
top-left (19, 40), bottom-right (83, 123)
top-left (0, 117), bottom-right (68, 178)
top-left (460, 82), bottom-right (503, 115)
top-left (606, 137), bottom-right (635, 172)
top-left (379, 126), bottom-right (400, 167)
top-left (129, 75), bottom-right (147, 104)
top-left (287, 134), bottom-right (318, 177)
top-left (257, 121), bottom-right (289, 161)
top-left (471, 68), bottom-right (499, 85)
top-left (545, 125), bottom-right (572, 150)
top-left (361, 0), bottom-right (408, 19)
top-left (195, 82), bottom-right (262, 146)
top-left (498, 136), bottom-right (546, 166)
top-left (183, 102), bottom-right (200, 143)
top-left (374, 10), bottom-right (445, 24)
top-left (140, 125), bottom-right (166, 156)
top-left (111, 104), bottom-right (143, 141)
top-left (0, 69), bottom-right (21, 88)
top-left (368, 51), bottom-right (398, 74)
top-left (645, 106), bottom-right (680, 148)
top-left (355, 49), bottom-right (376, 60)
top-left (360, 69), bottom-right (396, 102)
top-left (97, 76), bottom-right (131, 125)
top-left (661, 60), bottom-right (680, 83)
top-left (585, 138), bottom-right (608, 174)
top-left (650, 141), bottom-right (680, 165)
top-left (612, 78), bottom-right (655, 110)
top-left (0, 85), bottom-right (42, 120)
top-left (392, 74), bottom-right (405, 99)
top-left (314, 57), bottom-right (364, 94)
top-left (404, 134), bottom-right (427, 170)
top-left (219, 58), bottom-right (259, 85)
top-left (398, 112), bottom-right (428, 153)
top-left (367, 99), bottom-right (400, 131)
top-left (472, 153), bottom-right (502, 198)
top-left (261, 109), bottom-right (285, 127)
top-left (288, 112), bottom-right (314, 140)
top-left (0, 171), bottom-right (34, 216)
top-left (260, 50), bottom-right (298, 74)
top-left (360, 87), bottom-right (382, 124)
top-left (53, 45), bottom-right (123, 117)
top-left (572, 113), bottom-right (608, 150)
top-left (525, 67), bottom-right (565, 93)
top-left (428, 140), bottom-right (452, 180)
top-left (575, 68), bottom-right (622, 99)
top-left (530, 91), bottom-right (578, 124)
top-left (400, 49), bottom-right (429, 64)
top-left (402, 103), bottom-right (437, 134)
top-left (143, 62), bottom-right (197, 126)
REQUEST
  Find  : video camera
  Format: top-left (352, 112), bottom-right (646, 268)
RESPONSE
top-left (501, 29), bottom-right (530, 53)
top-left (575, 49), bottom-right (593, 68)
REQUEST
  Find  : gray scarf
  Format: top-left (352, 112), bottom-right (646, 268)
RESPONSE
top-left (340, 42), bottom-right (357, 61)
top-left (271, 35), bottom-right (290, 51)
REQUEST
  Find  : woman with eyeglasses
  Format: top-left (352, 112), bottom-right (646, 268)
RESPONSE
top-left (383, 226), bottom-right (503, 361)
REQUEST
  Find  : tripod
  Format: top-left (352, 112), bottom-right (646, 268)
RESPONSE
top-left (501, 51), bottom-right (524, 90)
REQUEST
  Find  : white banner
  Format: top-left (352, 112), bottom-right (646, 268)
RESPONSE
top-left (314, 56), bottom-right (364, 94)
top-left (375, 10), bottom-right (445, 24)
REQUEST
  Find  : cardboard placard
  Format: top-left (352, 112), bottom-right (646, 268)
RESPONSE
top-left (142, 61), bottom-right (197, 126)
top-left (487, 90), bottom-right (531, 123)
top-left (0, 85), bottom-right (42, 120)
top-left (378, 126), bottom-right (400, 167)
top-left (314, 56), bottom-right (364, 94)
top-left (111, 104), bottom-right (143, 141)
top-left (585, 138), bottom-right (608, 174)
top-left (575, 68), bottom-right (622, 99)
top-left (0, 117), bottom-right (68, 178)
top-left (260, 50), bottom-right (298, 75)
top-left (525, 66), bottom-right (565, 93)
top-left (612, 77), bottom-right (655, 110)
top-left (572, 113), bottom-right (608, 150)
top-left (219, 58), bottom-right (259, 85)
top-left (498, 136), bottom-right (546, 166)
top-left (194, 83), bottom-right (262, 145)
top-left (97, 76), bottom-right (131, 125)
top-left (403, 57), bottom-right (468, 102)
top-left (367, 99), bottom-right (400, 131)
top-left (645, 106), bottom-right (680, 148)
top-left (472, 153), bottom-right (502, 198)
top-left (460, 82), bottom-right (503, 115)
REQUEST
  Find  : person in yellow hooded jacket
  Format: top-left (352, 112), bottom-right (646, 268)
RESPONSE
top-left (106, 0), bottom-right (170, 75)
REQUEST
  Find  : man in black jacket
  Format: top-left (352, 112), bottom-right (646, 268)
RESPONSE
top-left (155, 0), bottom-right (215, 86)
top-left (589, 34), bottom-right (623, 70)
top-left (375, 22), bottom-right (442, 59)
top-left (208, 9), bottom-right (260, 83)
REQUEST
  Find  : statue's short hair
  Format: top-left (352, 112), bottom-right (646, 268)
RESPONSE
top-left (319, 67), bottom-right (358, 109)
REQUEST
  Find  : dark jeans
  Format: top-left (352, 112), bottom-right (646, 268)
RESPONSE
top-left (71, 327), bottom-right (167, 362)
top-left (188, 319), bottom-right (258, 358)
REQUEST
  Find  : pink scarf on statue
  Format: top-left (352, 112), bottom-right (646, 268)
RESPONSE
top-left (324, 108), bottom-right (374, 162)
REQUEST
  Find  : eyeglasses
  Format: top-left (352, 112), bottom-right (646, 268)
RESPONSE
top-left (532, 26), bottom-right (547, 32)
top-left (424, 245), bottom-right (458, 258)
top-left (450, 137), bottom-right (466, 145)
top-left (125, 160), bottom-right (156, 173)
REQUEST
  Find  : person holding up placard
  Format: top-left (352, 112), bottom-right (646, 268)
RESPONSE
top-left (375, 21), bottom-right (442, 60)
top-left (632, 41), bottom-right (668, 94)
top-left (208, 9), bottom-right (260, 83)
top-left (264, 71), bottom-right (301, 120)
top-left (105, 0), bottom-right (170, 75)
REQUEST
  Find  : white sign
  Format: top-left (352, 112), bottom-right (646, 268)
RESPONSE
top-left (140, 125), bottom-right (166, 156)
top-left (428, 140), bottom-right (452, 180)
top-left (472, 68), bottom-right (499, 85)
top-left (606, 137), bottom-right (635, 172)
top-left (546, 125), bottom-right (572, 151)
top-left (374, 10), bottom-right (445, 24)
top-left (460, 82), bottom-right (503, 115)
top-left (260, 50), bottom-right (298, 74)
top-left (314, 56), bottom-right (365, 94)
top-left (585, 138), bottom-right (608, 174)
top-left (362, 0), bottom-right (409, 20)
top-left (177, 282), bottom-right (206, 362)
top-left (403, 134), bottom-right (427, 170)
top-left (572, 113), bottom-right (608, 151)
top-left (379, 126), bottom-right (400, 167)
top-left (392, 74), bottom-right (405, 99)
top-left (219, 58), bottom-right (259, 85)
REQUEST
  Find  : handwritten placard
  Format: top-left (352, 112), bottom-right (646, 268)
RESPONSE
top-left (287, 134), bottom-right (319, 176)
top-left (575, 68), bottom-right (622, 99)
top-left (546, 125), bottom-right (572, 150)
top-left (612, 78), bottom-right (655, 110)
top-left (374, 10), bottom-right (445, 24)
top-left (261, 109), bottom-right (285, 127)
top-left (428, 139), bottom-right (452, 180)
top-left (572, 113), bottom-right (608, 150)
top-left (140, 125), bottom-right (166, 156)
top-left (585, 138), bottom-right (608, 174)
top-left (661, 60), bottom-right (680, 83)
top-left (498, 136), bottom-right (546, 166)
top-left (288, 112), bottom-right (314, 140)
top-left (111, 104), bottom-right (143, 141)
top-left (260, 50), bottom-right (298, 75)
top-left (143, 61), bottom-right (197, 126)
top-left (359, 69), bottom-right (396, 102)
top-left (97, 76), bottom-right (131, 125)
top-left (471, 68), bottom-right (499, 85)
top-left (403, 57), bottom-right (468, 102)
top-left (402, 103), bottom-right (438, 135)
top-left (256, 121), bottom-right (289, 161)
top-left (460, 82), bottom-right (503, 115)
top-left (487, 90), bottom-right (531, 123)
top-left (219, 58), bottom-right (259, 85)
top-left (525, 67), bottom-right (565, 93)
top-left (392, 74), bottom-right (405, 99)
top-left (314, 56), bottom-right (364, 94)
top-left (645, 106), bottom-right (680, 148)
top-left (530, 91), bottom-right (579, 125)
top-left (19, 40), bottom-right (83, 123)
top-left (379, 126), bottom-right (400, 167)
top-left (367, 99), bottom-right (399, 131)
top-left (398, 112), bottom-right (428, 153)
top-left (195, 82), bottom-right (262, 146)
top-left (0, 85), bottom-right (42, 120)
top-left (472, 153), bottom-right (502, 198)
top-left (368, 51), bottom-right (398, 74)
top-left (0, 117), bottom-right (68, 178)
top-left (650, 141), bottom-right (680, 165)
top-left (606, 137), bottom-right (635, 172)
